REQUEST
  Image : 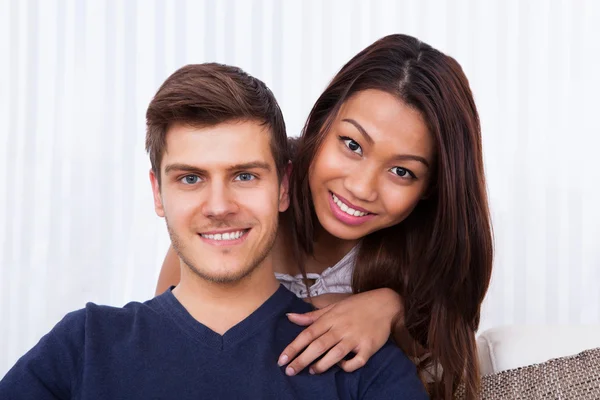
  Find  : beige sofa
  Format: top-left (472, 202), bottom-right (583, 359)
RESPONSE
top-left (455, 325), bottom-right (600, 399)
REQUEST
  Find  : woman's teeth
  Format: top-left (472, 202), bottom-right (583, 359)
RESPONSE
top-left (201, 230), bottom-right (246, 241)
top-left (332, 193), bottom-right (369, 217)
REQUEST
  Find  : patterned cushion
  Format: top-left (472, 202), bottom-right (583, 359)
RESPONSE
top-left (455, 347), bottom-right (600, 399)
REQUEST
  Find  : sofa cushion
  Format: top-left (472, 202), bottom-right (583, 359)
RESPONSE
top-left (456, 347), bottom-right (600, 399)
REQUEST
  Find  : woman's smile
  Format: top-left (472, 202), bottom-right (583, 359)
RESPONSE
top-left (328, 191), bottom-right (376, 226)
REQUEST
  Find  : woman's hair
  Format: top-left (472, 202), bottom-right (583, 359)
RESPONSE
top-left (289, 34), bottom-right (493, 400)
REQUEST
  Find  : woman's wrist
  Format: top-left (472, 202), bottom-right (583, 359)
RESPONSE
top-left (369, 288), bottom-right (404, 330)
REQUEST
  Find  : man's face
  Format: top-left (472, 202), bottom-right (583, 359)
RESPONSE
top-left (150, 121), bottom-right (289, 284)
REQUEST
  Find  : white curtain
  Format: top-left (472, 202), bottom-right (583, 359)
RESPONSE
top-left (1, 0), bottom-right (599, 376)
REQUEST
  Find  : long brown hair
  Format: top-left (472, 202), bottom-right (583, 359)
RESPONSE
top-left (289, 34), bottom-right (493, 399)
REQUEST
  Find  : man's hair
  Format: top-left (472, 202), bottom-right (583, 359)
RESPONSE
top-left (146, 63), bottom-right (287, 185)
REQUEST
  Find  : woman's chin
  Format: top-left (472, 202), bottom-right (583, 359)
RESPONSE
top-left (319, 217), bottom-right (371, 241)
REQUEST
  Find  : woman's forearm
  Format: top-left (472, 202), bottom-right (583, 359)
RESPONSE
top-left (155, 245), bottom-right (181, 295)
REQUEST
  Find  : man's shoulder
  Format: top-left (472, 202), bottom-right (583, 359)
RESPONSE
top-left (284, 294), bottom-right (315, 314)
top-left (365, 340), bottom-right (416, 373)
top-left (51, 296), bottom-right (163, 343)
top-left (84, 297), bottom-right (161, 319)
top-left (358, 341), bottom-right (429, 399)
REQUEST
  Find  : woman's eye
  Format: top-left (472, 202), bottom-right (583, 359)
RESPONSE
top-left (340, 136), bottom-right (363, 156)
top-left (181, 175), bottom-right (200, 185)
top-left (390, 167), bottom-right (415, 179)
top-left (235, 173), bottom-right (255, 182)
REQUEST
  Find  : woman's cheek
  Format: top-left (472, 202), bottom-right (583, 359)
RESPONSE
top-left (327, 148), bottom-right (354, 174)
top-left (311, 148), bottom-right (343, 183)
top-left (381, 187), bottom-right (421, 222)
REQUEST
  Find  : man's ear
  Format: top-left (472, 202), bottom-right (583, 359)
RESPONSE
top-left (150, 169), bottom-right (165, 217)
top-left (278, 161), bottom-right (292, 212)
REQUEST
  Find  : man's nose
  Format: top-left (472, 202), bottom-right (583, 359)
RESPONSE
top-left (201, 182), bottom-right (239, 219)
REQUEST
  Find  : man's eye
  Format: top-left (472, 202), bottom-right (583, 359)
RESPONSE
top-left (390, 167), bottom-right (415, 179)
top-left (339, 136), bottom-right (363, 156)
top-left (181, 175), bottom-right (200, 185)
top-left (235, 173), bottom-right (256, 182)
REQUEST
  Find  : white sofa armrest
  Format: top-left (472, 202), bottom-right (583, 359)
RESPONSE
top-left (476, 325), bottom-right (600, 375)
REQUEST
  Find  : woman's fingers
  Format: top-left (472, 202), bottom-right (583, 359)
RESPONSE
top-left (279, 306), bottom-right (335, 365)
top-left (338, 351), bottom-right (370, 373)
top-left (286, 306), bottom-right (330, 326)
top-left (308, 340), bottom-right (357, 374)
top-left (278, 321), bottom-right (329, 367)
top-left (283, 331), bottom-right (341, 376)
top-left (278, 289), bottom-right (402, 376)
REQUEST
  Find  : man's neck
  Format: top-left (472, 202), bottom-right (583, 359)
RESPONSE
top-left (172, 262), bottom-right (280, 335)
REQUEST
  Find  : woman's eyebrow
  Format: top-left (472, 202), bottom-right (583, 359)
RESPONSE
top-left (342, 118), bottom-right (374, 145)
top-left (391, 154), bottom-right (430, 168)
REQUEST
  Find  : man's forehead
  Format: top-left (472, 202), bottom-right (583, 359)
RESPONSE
top-left (161, 121), bottom-right (276, 169)
top-left (173, 120), bottom-right (267, 141)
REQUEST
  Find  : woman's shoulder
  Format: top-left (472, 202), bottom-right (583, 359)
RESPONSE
top-left (276, 246), bottom-right (358, 298)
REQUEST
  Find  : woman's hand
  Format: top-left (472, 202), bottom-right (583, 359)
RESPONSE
top-left (278, 288), bottom-right (403, 376)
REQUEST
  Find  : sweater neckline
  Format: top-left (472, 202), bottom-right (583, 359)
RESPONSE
top-left (156, 284), bottom-right (295, 350)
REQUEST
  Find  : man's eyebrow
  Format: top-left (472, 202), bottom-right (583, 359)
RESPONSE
top-left (342, 118), bottom-right (430, 168)
top-left (164, 164), bottom-right (206, 175)
top-left (342, 118), bottom-right (374, 146)
top-left (163, 161), bottom-right (272, 175)
top-left (226, 161), bottom-right (272, 172)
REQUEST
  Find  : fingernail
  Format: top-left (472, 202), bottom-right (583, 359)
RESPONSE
top-left (309, 368), bottom-right (315, 375)
top-left (278, 354), bottom-right (288, 366)
top-left (286, 366), bottom-right (295, 376)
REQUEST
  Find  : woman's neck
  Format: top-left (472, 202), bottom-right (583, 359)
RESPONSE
top-left (272, 217), bottom-right (358, 276)
top-left (308, 223), bottom-right (358, 274)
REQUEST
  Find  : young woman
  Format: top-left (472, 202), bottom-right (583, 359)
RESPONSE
top-left (156, 34), bottom-right (493, 399)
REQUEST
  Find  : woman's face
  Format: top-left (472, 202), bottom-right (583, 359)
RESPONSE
top-left (308, 89), bottom-right (434, 241)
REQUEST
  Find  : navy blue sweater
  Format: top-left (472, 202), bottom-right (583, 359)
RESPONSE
top-left (0, 285), bottom-right (428, 399)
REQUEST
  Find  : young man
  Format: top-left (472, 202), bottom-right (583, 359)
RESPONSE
top-left (0, 64), bottom-right (428, 399)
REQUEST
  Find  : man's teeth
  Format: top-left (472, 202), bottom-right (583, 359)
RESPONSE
top-left (201, 230), bottom-right (246, 241)
top-left (331, 193), bottom-right (368, 217)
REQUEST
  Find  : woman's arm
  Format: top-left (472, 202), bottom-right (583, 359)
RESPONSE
top-left (155, 245), bottom-right (181, 296)
top-left (279, 288), bottom-right (422, 375)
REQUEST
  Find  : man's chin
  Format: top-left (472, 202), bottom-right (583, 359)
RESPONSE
top-left (186, 263), bottom-right (258, 285)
